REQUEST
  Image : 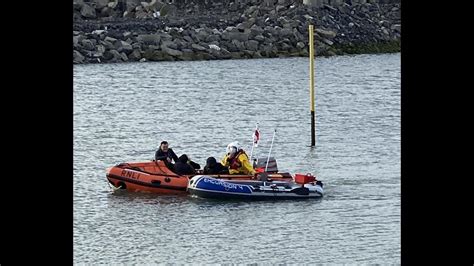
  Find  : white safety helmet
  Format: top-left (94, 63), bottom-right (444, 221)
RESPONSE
top-left (226, 141), bottom-right (239, 155)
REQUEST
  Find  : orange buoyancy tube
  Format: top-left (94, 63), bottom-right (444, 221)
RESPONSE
top-left (105, 160), bottom-right (190, 194)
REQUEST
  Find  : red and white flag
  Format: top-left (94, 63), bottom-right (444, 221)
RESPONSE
top-left (253, 126), bottom-right (260, 147)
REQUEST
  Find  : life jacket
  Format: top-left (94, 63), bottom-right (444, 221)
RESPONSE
top-left (228, 149), bottom-right (247, 170)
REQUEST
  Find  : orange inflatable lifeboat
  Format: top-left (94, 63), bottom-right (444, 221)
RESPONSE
top-left (106, 160), bottom-right (189, 194)
top-left (106, 158), bottom-right (294, 194)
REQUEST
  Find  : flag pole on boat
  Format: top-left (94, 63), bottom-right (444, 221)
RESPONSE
top-left (265, 129), bottom-right (277, 172)
top-left (309, 24), bottom-right (316, 147)
top-left (249, 123), bottom-right (259, 162)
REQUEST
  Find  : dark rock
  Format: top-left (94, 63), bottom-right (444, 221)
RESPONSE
top-left (126, 0), bottom-right (141, 12)
top-left (132, 43), bottom-right (141, 50)
top-left (191, 43), bottom-right (207, 51)
top-left (96, 44), bottom-right (106, 54)
top-left (390, 24), bottom-right (400, 33)
top-left (73, 36), bottom-right (80, 47)
top-left (183, 35), bottom-right (193, 43)
top-left (81, 39), bottom-right (95, 50)
top-left (100, 40), bottom-right (115, 50)
top-left (104, 36), bottom-right (118, 43)
top-left (245, 6), bottom-right (258, 16)
top-left (163, 47), bottom-right (183, 57)
top-left (92, 49), bottom-right (103, 58)
top-left (104, 49), bottom-right (121, 60)
top-left (206, 34), bottom-right (221, 43)
top-left (119, 52), bottom-right (128, 61)
top-left (136, 34), bottom-right (161, 45)
top-left (74, 0), bottom-right (84, 10)
top-left (278, 41), bottom-right (293, 51)
top-left (250, 25), bottom-right (264, 38)
top-left (226, 31), bottom-right (250, 42)
top-left (293, 28), bottom-right (305, 41)
top-left (219, 48), bottom-right (232, 59)
top-left (99, 7), bottom-right (112, 17)
top-left (161, 40), bottom-right (178, 50)
top-left (128, 49), bottom-right (142, 61)
top-left (143, 48), bottom-right (155, 60)
top-left (107, 1), bottom-right (117, 9)
top-left (177, 51), bottom-right (195, 61)
top-left (263, 0), bottom-right (275, 7)
top-left (95, 0), bottom-right (109, 10)
top-left (123, 31), bottom-right (132, 38)
top-left (279, 28), bottom-right (293, 38)
top-left (276, 5), bottom-right (286, 12)
top-left (315, 28), bottom-right (337, 38)
top-left (254, 35), bottom-right (265, 42)
top-left (230, 52), bottom-right (242, 59)
top-left (73, 50), bottom-right (85, 63)
top-left (231, 39), bottom-right (246, 51)
top-left (143, 49), bottom-right (163, 61)
top-left (81, 4), bottom-right (97, 18)
top-left (160, 3), bottom-right (171, 17)
top-left (243, 50), bottom-right (255, 58)
top-left (73, 0), bottom-right (400, 64)
top-left (117, 40), bottom-right (133, 53)
top-left (322, 38), bottom-right (334, 45)
top-left (158, 32), bottom-right (173, 42)
top-left (246, 40), bottom-right (259, 51)
top-left (134, 10), bottom-right (150, 19)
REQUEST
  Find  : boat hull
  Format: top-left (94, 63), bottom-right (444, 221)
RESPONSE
top-left (188, 175), bottom-right (323, 200)
top-left (106, 161), bottom-right (189, 194)
top-left (106, 161), bottom-right (319, 196)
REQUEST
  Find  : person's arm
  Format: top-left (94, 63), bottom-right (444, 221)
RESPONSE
top-left (169, 149), bottom-right (179, 163)
top-left (155, 150), bottom-right (167, 161)
top-left (217, 163), bottom-right (229, 174)
top-left (221, 155), bottom-right (229, 167)
top-left (240, 154), bottom-right (256, 175)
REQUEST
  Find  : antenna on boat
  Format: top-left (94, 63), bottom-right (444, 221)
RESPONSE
top-left (265, 128), bottom-right (277, 172)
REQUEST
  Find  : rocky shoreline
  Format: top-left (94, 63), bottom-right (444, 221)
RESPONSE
top-left (73, 0), bottom-right (400, 64)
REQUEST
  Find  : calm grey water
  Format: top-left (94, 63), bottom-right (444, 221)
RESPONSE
top-left (73, 53), bottom-right (400, 264)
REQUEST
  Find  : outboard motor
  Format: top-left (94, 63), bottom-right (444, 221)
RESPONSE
top-left (294, 173), bottom-right (316, 186)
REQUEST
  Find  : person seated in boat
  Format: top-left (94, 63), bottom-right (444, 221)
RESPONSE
top-left (155, 141), bottom-right (179, 169)
top-left (174, 154), bottom-right (199, 175)
top-left (220, 142), bottom-right (255, 175)
top-left (203, 156), bottom-right (229, 175)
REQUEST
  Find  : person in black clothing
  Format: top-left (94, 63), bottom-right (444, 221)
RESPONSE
top-left (174, 154), bottom-right (198, 175)
top-left (155, 141), bottom-right (178, 163)
top-left (154, 141), bottom-right (178, 171)
top-left (203, 156), bottom-right (229, 175)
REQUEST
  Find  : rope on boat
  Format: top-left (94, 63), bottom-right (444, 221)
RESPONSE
top-left (106, 178), bottom-right (122, 191)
